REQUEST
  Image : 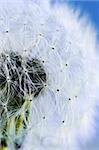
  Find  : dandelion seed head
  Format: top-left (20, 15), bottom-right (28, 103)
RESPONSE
top-left (0, 0), bottom-right (99, 150)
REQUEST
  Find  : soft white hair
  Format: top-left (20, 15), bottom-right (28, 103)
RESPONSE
top-left (0, 0), bottom-right (99, 150)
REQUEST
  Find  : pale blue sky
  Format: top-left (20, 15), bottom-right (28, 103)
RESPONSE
top-left (51, 0), bottom-right (99, 39)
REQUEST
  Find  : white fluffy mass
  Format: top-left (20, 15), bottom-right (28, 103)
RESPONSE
top-left (0, 0), bottom-right (99, 150)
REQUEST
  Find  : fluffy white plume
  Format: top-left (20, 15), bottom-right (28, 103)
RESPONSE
top-left (0, 0), bottom-right (99, 150)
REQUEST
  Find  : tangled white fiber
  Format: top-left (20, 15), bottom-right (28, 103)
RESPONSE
top-left (0, 0), bottom-right (99, 150)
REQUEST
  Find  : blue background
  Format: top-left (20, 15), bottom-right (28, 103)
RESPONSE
top-left (51, 0), bottom-right (99, 39)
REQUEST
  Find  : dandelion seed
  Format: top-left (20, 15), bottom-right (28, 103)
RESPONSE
top-left (5, 30), bottom-right (9, 33)
top-left (57, 89), bottom-right (60, 92)
top-left (52, 47), bottom-right (55, 50)
top-left (62, 120), bottom-right (65, 123)
top-left (43, 116), bottom-right (46, 120)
